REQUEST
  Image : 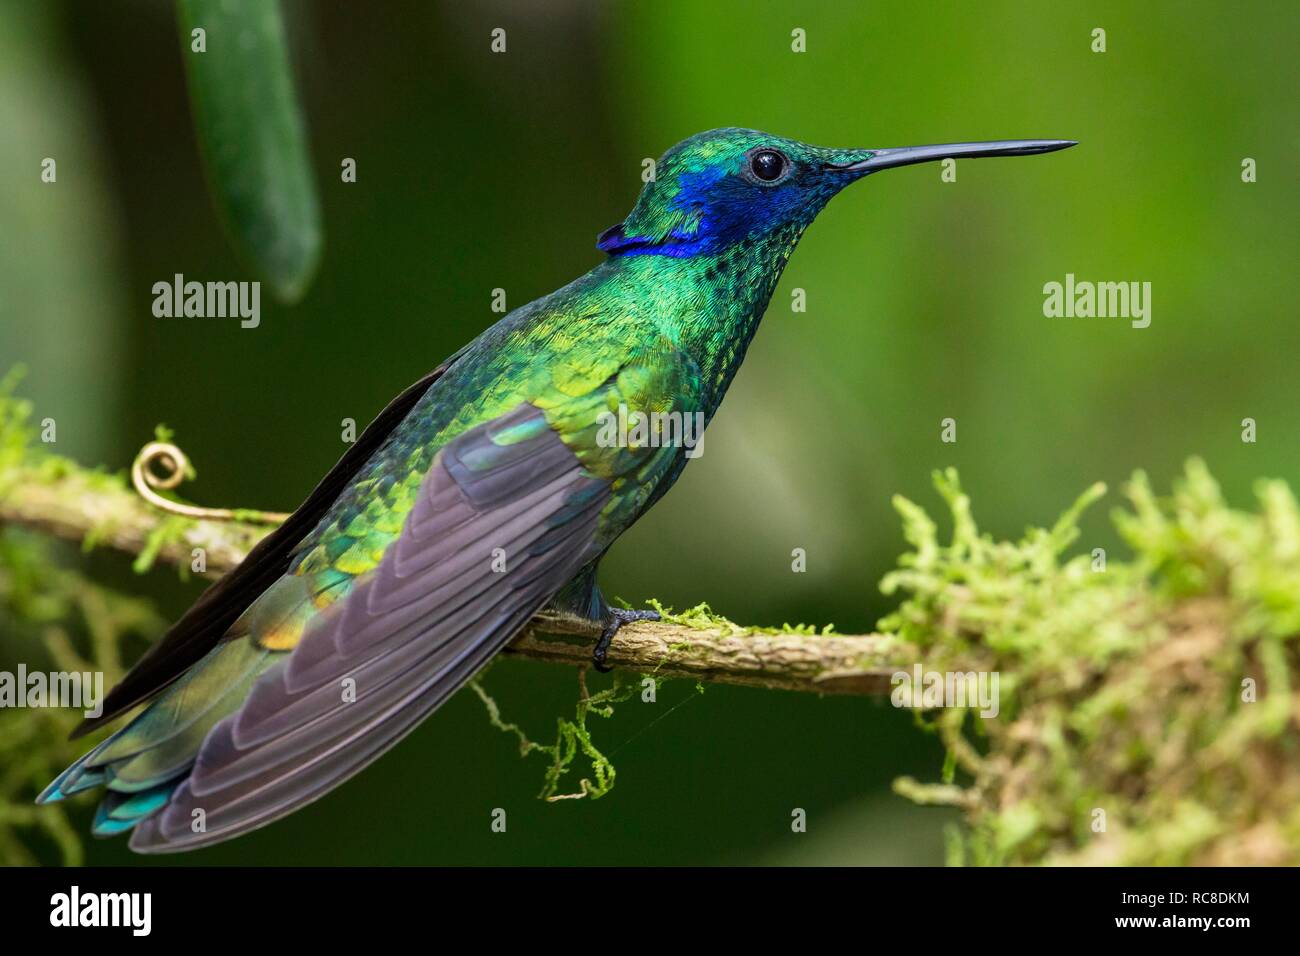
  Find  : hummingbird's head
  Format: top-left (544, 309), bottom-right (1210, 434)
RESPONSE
top-left (598, 127), bottom-right (1075, 259)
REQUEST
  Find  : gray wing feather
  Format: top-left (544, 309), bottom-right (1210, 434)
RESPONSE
top-left (128, 404), bottom-right (607, 852)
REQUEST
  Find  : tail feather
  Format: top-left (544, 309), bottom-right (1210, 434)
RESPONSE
top-left (36, 758), bottom-right (106, 804)
top-left (37, 638), bottom-right (281, 837)
top-left (91, 784), bottom-right (177, 837)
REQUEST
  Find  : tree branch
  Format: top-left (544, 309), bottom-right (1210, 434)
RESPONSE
top-left (0, 463), bottom-right (267, 574)
top-left (0, 460), bottom-right (911, 695)
top-left (513, 615), bottom-right (904, 695)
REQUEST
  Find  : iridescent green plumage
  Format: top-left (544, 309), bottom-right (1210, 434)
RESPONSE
top-left (41, 128), bottom-right (1074, 850)
top-left (280, 131), bottom-right (865, 631)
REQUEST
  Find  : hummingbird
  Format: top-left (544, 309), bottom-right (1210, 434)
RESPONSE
top-left (40, 128), bottom-right (1074, 852)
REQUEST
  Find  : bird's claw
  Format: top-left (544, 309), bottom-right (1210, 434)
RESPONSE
top-left (592, 608), bottom-right (661, 673)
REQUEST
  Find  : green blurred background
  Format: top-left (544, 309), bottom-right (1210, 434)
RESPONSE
top-left (1, 0), bottom-right (1296, 864)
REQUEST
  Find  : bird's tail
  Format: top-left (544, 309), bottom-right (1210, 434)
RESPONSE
top-left (39, 741), bottom-right (184, 837)
top-left (37, 637), bottom-right (274, 837)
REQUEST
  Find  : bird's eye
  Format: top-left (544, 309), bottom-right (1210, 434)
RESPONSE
top-left (750, 149), bottom-right (788, 182)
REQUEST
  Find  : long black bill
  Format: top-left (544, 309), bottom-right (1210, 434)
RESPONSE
top-left (835, 139), bottom-right (1077, 174)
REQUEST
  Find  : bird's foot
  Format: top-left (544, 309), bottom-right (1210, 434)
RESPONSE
top-left (592, 608), bottom-right (661, 673)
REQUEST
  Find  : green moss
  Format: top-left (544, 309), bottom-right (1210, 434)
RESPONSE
top-left (642, 597), bottom-right (834, 637)
top-left (887, 460), bottom-right (1300, 865)
top-left (470, 668), bottom-right (650, 801)
top-left (0, 530), bottom-right (166, 865)
top-left (131, 515), bottom-right (196, 576)
top-left (0, 366), bottom-right (35, 482)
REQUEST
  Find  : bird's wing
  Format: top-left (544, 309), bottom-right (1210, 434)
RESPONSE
top-left (127, 401), bottom-right (614, 851)
top-left (47, 340), bottom-right (704, 851)
top-left (74, 349), bottom-right (468, 739)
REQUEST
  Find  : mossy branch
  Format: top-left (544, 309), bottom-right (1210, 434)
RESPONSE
top-left (0, 457), bottom-right (269, 579)
top-left (0, 437), bottom-right (909, 696)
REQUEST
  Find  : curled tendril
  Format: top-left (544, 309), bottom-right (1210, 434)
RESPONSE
top-left (130, 440), bottom-right (289, 525)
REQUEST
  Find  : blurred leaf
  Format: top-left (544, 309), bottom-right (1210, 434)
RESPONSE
top-left (176, 0), bottom-right (322, 302)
